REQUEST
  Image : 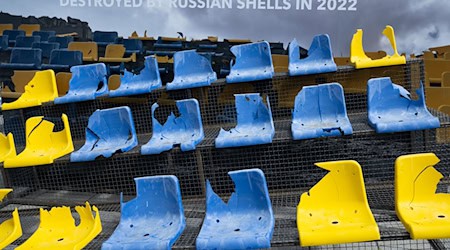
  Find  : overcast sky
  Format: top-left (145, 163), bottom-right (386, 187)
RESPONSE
top-left (1, 0), bottom-right (449, 56)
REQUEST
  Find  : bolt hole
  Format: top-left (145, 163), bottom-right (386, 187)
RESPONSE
top-left (258, 217), bottom-right (262, 220)
top-left (309, 213), bottom-right (312, 217)
top-left (130, 224), bottom-right (134, 228)
top-left (57, 238), bottom-right (64, 242)
top-left (332, 221), bottom-right (339, 224)
top-left (144, 233), bottom-right (150, 237)
top-left (234, 228), bottom-right (240, 232)
top-left (415, 112), bottom-right (418, 116)
top-left (169, 222), bottom-right (173, 225)
top-left (438, 215), bottom-right (446, 218)
top-left (216, 219), bottom-right (220, 223)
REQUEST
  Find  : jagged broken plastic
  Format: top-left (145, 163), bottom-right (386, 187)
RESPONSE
top-left (215, 94), bottom-right (274, 148)
top-left (108, 56), bottom-right (162, 97)
top-left (297, 160), bottom-right (380, 246)
top-left (0, 208), bottom-right (22, 249)
top-left (226, 41), bottom-right (274, 83)
top-left (350, 25), bottom-right (406, 69)
top-left (1, 70), bottom-right (58, 110)
top-left (288, 35), bottom-right (337, 76)
top-left (102, 175), bottom-right (185, 250)
top-left (0, 133), bottom-right (16, 163)
top-left (292, 83), bottom-right (353, 140)
top-left (368, 77), bottom-right (440, 133)
top-left (196, 169), bottom-right (275, 250)
top-left (71, 106), bottom-right (138, 162)
top-left (16, 202), bottom-right (102, 250)
top-left (166, 50), bottom-right (217, 90)
top-left (4, 114), bottom-right (74, 168)
top-left (0, 189), bottom-right (12, 201)
top-left (54, 63), bottom-right (109, 104)
top-left (395, 153), bottom-right (450, 239)
top-left (141, 99), bottom-right (204, 155)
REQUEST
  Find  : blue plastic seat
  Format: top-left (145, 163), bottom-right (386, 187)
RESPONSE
top-left (226, 41), bottom-right (274, 83)
top-left (0, 35), bottom-right (8, 50)
top-left (32, 42), bottom-right (60, 59)
top-left (32, 31), bottom-right (56, 42)
top-left (3, 30), bottom-right (25, 46)
top-left (41, 49), bottom-right (83, 71)
top-left (288, 35), bottom-right (337, 76)
top-left (0, 48), bottom-right (42, 70)
top-left (54, 63), bottom-right (108, 104)
top-left (109, 56), bottom-right (162, 98)
top-left (141, 99), bottom-right (204, 155)
top-left (102, 175), bottom-right (186, 250)
top-left (71, 106), bottom-right (138, 162)
top-left (93, 31), bottom-right (118, 46)
top-left (122, 38), bottom-right (143, 54)
top-left (48, 36), bottom-right (74, 49)
top-left (292, 83), bottom-right (353, 140)
top-left (196, 169), bottom-right (275, 250)
top-left (166, 50), bottom-right (217, 91)
top-left (368, 77), bottom-right (440, 133)
top-left (215, 93), bottom-right (274, 148)
top-left (13, 35), bottom-right (41, 48)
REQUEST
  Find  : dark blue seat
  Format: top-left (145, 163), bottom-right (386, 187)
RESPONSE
top-left (41, 49), bottom-right (82, 71)
top-left (32, 42), bottom-right (60, 59)
top-left (93, 31), bottom-right (118, 46)
top-left (2, 30), bottom-right (26, 46)
top-left (154, 37), bottom-right (183, 49)
top-left (32, 31), bottom-right (56, 42)
top-left (13, 35), bottom-right (41, 48)
top-left (0, 35), bottom-right (8, 50)
top-left (122, 38), bottom-right (143, 54)
top-left (48, 36), bottom-right (74, 49)
top-left (0, 48), bottom-right (42, 70)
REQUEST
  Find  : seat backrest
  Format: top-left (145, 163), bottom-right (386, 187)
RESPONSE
top-left (55, 72), bottom-right (72, 96)
top-left (48, 36), bottom-right (74, 49)
top-left (0, 35), bottom-right (8, 50)
top-left (3, 30), bottom-right (25, 42)
top-left (32, 42), bottom-right (60, 59)
top-left (9, 70), bottom-right (38, 93)
top-left (93, 31), bottom-right (118, 44)
top-left (0, 24), bottom-right (13, 35)
top-left (15, 35), bottom-right (40, 48)
top-left (123, 39), bottom-right (143, 52)
top-left (32, 31), bottom-right (56, 41)
top-left (18, 24), bottom-right (40, 36)
top-left (104, 44), bottom-right (125, 58)
top-left (10, 48), bottom-right (42, 65)
top-left (49, 49), bottom-right (83, 66)
top-left (68, 41), bottom-right (98, 61)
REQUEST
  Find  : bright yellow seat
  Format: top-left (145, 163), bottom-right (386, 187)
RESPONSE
top-left (0, 133), bottom-right (16, 163)
top-left (395, 153), bottom-right (450, 239)
top-left (350, 25), bottom-right (406, 69)
top-left (0, 189), bottom-right (12, 201)
top-left (297, 160), bottom-right (380, 246)
top-left (16, 202), bottom-right (102, 250)
top-left (0, 208), bottom-right (23, 249)
top-left (4, 114), bottom-right (74, 168)
top-left (99, 44), bottom-right (136, 63)
top-left (18, 24), bottom-right (40, 36)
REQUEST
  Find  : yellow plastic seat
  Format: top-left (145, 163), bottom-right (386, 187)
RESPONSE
top-left (56, 72), bottom-right (72, 97)
top-left (4, 114), bottom-right (74, 168)
top-left (0, 24), bottom-right (13, 35)
top-left (0, 189), bottom-right (12, 201)
top-left (0, 133), bottom-right (16, 163)
top-left (99, 44), bottom-right (136, 63)
top-left (16, 202), bottom-right (102, 250)
top-left (160, 36), bottom-right (186, 42)
top-left (108, 74), bottom-right (121, 90)
top-left (272, 54), bottom-right (288, 73)
top-left (425, 86), bottom-right (450, 110)
top-left (0, 208), bottom-right (23, 249)
top-left (2, 70), bottom-right (58, 110)
top-left (68, 42), bottom-right (98, 62)
top-left (395, 153), bottom-right (450, 239)
top-left (424, 59), bottom-right (450, 87)
top-left (1, 70), bottom-right (37, 99)
top-left (156, 55), bottom-right (173, 64)
top-left (18, 24), bottom-right (40, 36)
top-left (350, 25), bottom-right (406, 69)
top-left (297, 160), bottom-right (380, 246)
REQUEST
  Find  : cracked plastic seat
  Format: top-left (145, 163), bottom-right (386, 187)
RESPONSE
top-left (102, 175), bottom-right (185, 250)
top-left (288, 35), bottom-right (337, 76)
top-left (71, 106), bottom-right (138, 162)
top-left (215, 93), bottom-right (274, 148)
top-left (108, 56), bottom-right (162, 97)
top-left (351, 25), bottom-right (406, 69)
top-left (297, 160), bottom-right (380, 246)
top-left (368, 77), bottom-right (440, 133)
top-left (0, 133), bottom-right (16, 163)
top-left (54, 63), bottom-right (109, 104)
top-left (0, 189), bottom-right (12, 201)
top-left (395, 153), bottom-right (450, 239)
top-left (166, 50), bottom-right (217, 90)
top-left (1, 69), bottom-right (58, 110)
top-left (4, 114), bottom-right (74, 168)
top-left (0, 208), bottom-right (22, 249)
top-left (292, 83), bottom-right (353, 140)
top-left (16, 202), bottom-right (102, 250)
top-left (141, 99), bottom-right (204, 155)
top-left (226, 41), bottom-right (274, 83)
top-left (196, 169), bottom-right (274, 250)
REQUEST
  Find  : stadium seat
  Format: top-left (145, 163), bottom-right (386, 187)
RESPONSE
top-left (55, 72), bottom-right (72, 96)
top-left (18, 24), bottom-right (40, 36)
top-left (32, 30), bottom-right (56, 42)
top-left (2, 30), bottom-right (25, 46)
top-left (70, 106), bottom-right (138, 162)
top-left (215, 94), bottom-right (274, 148)
top-left (0, 48), bottom-right (42, 70)
top-left (0, 208), bottom-right (22, 249)
top-left (15, 202), bottom-right (101, 250)
top-left (31, 41), bottom-right (59, 59)
top-left (154, 36), bottom-right (184, 49)
top-left (99, 44), bottom-right (135, 63)
top-left (102, 176), bottom-right (185, 249)
top-left (292, 83), bottom-right (353, 140)
top-left (41, 49), bottom-right (83, 71)
top-left (0, 24), bottom-right (13, 35)
top-left (13, 35), bottom-right (40, 48)
top-left (0, 133), bottom-right (16, 163)
top-left (0, 35), bottom-right (8, 50)
top-left (297, 160), bottom-right (380, 246)
top-left (0, 188), bottom-right (12, 201)
top-left (68, 41), bottom-right (98, 62)
top-left (271, 54), bottom-right (288, 73)
top-left (141, 99), bottom-right (204, 155)
top-left (121, 38), bottom-right (143, 54)
top-left (424, 59), bottom-right (450, 87)
top-left (48, 35), bottom-right (74, 49)
top-left (93, 31), bottom-right (118, 46)
top-left (1, 70), bottom-right (37, 99)
top-left (196, 169), bottom-right (274, 249)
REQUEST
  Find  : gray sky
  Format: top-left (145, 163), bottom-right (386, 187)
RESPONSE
top-left (1, 0), bottom-right (449, 56)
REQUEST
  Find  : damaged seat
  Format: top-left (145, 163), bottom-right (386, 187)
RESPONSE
top-left (0, 133), bottom-right (16, 163)
top-left (288, 35), bottom-right (337, 76)
top-left (108, 56), bottom-right (162, 97)
top-left (215, 93), bottom-right (274, 148)
top-left (54, 63), bottom-right (109, 104)
top-left (196, 169), bottom-right (274, 250)
top-left (395, 153), bottom-right (450, 239)
top-left (102, 175), bottom-right (186, 250)
top-left (141, 99), bottom-right (204, 155)
top-left (368, 77), bottom-right (440, 133)
top-left (292, 83), bottom-right (353, 140)
top-left (16, 202), bottom-right (102, 250)
top-left (71, 106), bottom-right (138, 162)
top-left (166, 50), bottom-right (217, 90)
top-left (297, 160), bottom-right (380, 246)
top-left (4, 114), bottom-right (74, 168)
top-left (226, 41), bottom-right (274, 83)
top-left (0, 189), bottom-right (23, 249)
top-left (351, 25), bottom-right (406, 69)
